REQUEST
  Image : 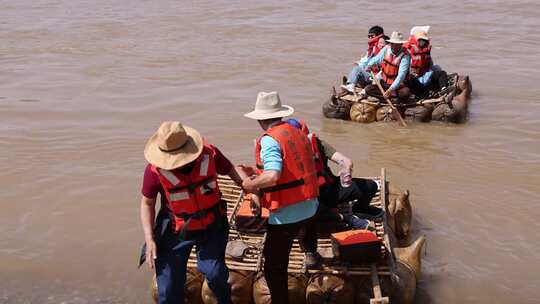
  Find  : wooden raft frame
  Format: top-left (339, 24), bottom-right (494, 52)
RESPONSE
top-left (186, 168), bottom-right (395, 302)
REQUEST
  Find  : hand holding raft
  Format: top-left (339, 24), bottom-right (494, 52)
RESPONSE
top-left (370, 71), bottom-right (408, 127)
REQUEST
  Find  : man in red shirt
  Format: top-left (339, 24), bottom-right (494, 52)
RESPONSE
top-left (139, 121), bottom-right (243, 304)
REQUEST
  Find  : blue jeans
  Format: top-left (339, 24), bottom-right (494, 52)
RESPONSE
top-left (155, 221), bottom-right (231, 304)
top-left (347, 65), bottom-right (371, 86)
top-left (414, 65), bottom-right (442, 87)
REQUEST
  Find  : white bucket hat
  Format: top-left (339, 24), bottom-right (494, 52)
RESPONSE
top-left (244, 91), bottom-right (294, 120)
top-left (386, 31), bottom-right (408, 44)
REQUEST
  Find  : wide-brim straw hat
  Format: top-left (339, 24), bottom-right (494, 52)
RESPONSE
top-left (386, 31), bottom-right (408, 44)
top-left (244, 91), bottom-right (294, 120)
top-left (144, 121), bottom-right (204, 170)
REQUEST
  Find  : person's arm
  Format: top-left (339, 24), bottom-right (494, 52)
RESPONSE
top-left (227, 166), bottom-right (245, 188)
top-left (211, 145), bottom-right (246, 188)
top-left (243, 136), bottom-right (282, 194)
top-left (243, 170), bottom-right (281, 194)
top-left (357, 54), bottom-right (369, 70)
top-left (365, 46), bottom-right (386, 70)
top-left (140, 195), bottom-right (157, 269)
top-left (318, 138), bottom-right (353, 174)
top-left (330, 152), bottom-right (353, 174)
top-left (389, 54), bottom-right (410, 91)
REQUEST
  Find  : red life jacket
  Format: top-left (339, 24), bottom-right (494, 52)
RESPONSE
top-left (255, 122), bottom-right (319, 212)
top-left (406, 36), bottom-right (431, 76)
top-left (367, 34), bottom-right (384, 58)
top-left (381, 46), bottom-right (408, 86)
top-left (307, 133), bottom-right (334, 187)
top-left (151, 144), bottom-right (224, 234)
top-left (293, 119), bottom-right (334, 187)
top-left (367, 34), bottom-right (384, 73)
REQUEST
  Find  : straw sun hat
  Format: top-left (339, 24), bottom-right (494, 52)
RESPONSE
top-left (144, 121), bottom-right (203, 170)
top-left (244, 91), bottom-right (294, 120)
top-left (386, 31), bottom-right (408, 44)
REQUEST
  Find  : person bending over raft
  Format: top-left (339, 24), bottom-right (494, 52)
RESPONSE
top-left (139, 121), bottom-right (244, 304)
top-left (242, 92), bottom-right (320, 304)
top-left (344, 25), bottom-right (388, 92)
top-left (404, 31), bottom-right (448, 97)
top-left (284, 118), bottom-right (381, 264)
top-left (363, 31), bottom-right (411, 100)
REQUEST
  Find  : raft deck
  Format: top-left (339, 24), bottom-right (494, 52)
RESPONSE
top-left (187, 168), bottom-right (394, 303)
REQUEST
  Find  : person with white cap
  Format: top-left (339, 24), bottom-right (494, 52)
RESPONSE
top-left (241, 91), bottom-right (320, 304)
top-left (404, 31), bottom-right (447, 96)
top-left (139, 121), bottom-right (243, 304)
top-left (363, 31), bottom-right (411, 100)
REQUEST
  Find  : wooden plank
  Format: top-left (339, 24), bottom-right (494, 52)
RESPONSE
top-left (380, 168), bottom-right (397, 277)
top-left (370, 264), bottom-right (390, 304)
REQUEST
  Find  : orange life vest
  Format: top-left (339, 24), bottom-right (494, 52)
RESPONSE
top-left (151, 144), bottom-right (224, 234)
top-left (406, 36), bottom-right (432, 76)
top-left (255, 122), bottom-right (319, 212)
top-left (288, 119), bottom-right (334, 187)
top-left (381, 47), bottom-right (408, 86)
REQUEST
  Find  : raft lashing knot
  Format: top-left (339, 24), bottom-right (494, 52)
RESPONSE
top-left (149, 170), bottom-right (425, 304)
top-left (326, 73), bottom-right (472, 124)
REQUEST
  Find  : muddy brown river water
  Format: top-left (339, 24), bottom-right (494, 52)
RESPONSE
top-left (1, 1), bottom-right (540, 303)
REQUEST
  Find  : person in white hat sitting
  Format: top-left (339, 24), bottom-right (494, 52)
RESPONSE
top-left (363, 31), bottom-right (412, 100)
top-left (139, 121), bottom-right (244, 304)
top-left (241, 92), bottom-right (320, 304)
top-left (404, 31), bottom-right (448, 97)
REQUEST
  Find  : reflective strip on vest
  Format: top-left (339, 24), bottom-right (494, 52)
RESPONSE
top-left (159, 168), bottom-right (180, 185)
top-left (170, 191), bottom-right (189, 201)
top-left (199, 154), bottom-right (210, 176)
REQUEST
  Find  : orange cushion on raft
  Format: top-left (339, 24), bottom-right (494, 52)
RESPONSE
top-left (331, 230), bottom-right (382, 264)
top-left (237, 194), bottom-right (269, 218)
top-left (331, 230), bottom-right (379, 246)
top-left (235, 194), bottom-right (269, 234)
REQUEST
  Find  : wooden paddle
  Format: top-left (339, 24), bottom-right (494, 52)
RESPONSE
top-left (370, 71), bottom-right (407, 127)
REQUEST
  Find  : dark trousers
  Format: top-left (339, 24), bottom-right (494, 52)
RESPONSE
top-left (263, 217), bottom-right (315, 304)
top-left (301, 178), bottom-right (378, 254)
top-left (365, 82), bottom-right (391, 98)
top-left (407, 70), bottom-right (449, 97)
top-left (155, 220), bottom-right (231, 304)
top-left (319, 178), bottom-right (378, 212)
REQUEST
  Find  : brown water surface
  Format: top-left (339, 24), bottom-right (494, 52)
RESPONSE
top-left (1, 1), bottom-right (540, 303)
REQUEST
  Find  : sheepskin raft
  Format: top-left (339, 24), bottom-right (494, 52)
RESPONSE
top-left (153, 169), bottom-right (398, 304)
top-left (191, 169), bottom-right (396, 304)
top-left (323, 73), bottom-right (473, 124)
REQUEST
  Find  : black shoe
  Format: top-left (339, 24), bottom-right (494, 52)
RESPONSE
top-left (304, 251), bottom-right (323, 269)
top-left (343, 215), bottom-right (370, 229)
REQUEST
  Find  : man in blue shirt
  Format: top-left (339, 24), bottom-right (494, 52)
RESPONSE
top-left (363, 31), bottom-right (411, 100)
top-left (243, 91), bottom-right (320, 304)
